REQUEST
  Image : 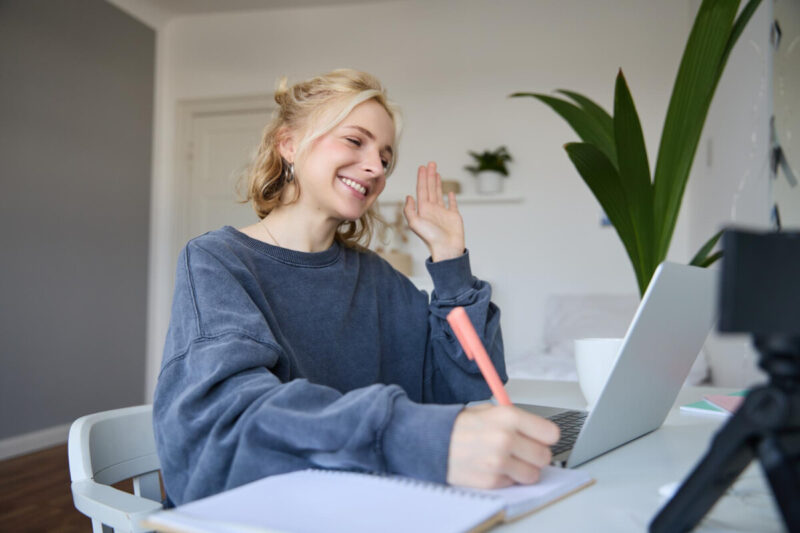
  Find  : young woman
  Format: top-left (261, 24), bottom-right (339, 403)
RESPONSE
top-left (153, 69), bottom-right (559, 506)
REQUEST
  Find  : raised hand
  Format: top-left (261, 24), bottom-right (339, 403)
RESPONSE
top-left (403, 162), bottom-right (465, 262)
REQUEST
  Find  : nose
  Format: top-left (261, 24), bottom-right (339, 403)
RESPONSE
top-left (362, 149), bottom-right (386, 176)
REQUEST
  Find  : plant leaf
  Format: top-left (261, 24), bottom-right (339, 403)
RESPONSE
top-left (556, 89), bottom-right (615, 157)
top-left (719, 0), bottom-right (763, 79)
top-left (511, 92), bottom-right (618, 168)
top-left (613, 70), bottom-right (656, 281)
top-left (698, 250), bottom-right (723, 267)
top-left (689, 229), bottom-right (724, 266)
top-left (652, 0), bottom-right (741, 261)
top-left (565, 142), bottom-right (648, 294)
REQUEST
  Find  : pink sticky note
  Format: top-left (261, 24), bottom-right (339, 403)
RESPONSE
top-left (703, 394), bottom-right (744, 414)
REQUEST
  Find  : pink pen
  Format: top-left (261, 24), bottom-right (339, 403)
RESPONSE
top-left (446, 307), bottom-right (512, 406)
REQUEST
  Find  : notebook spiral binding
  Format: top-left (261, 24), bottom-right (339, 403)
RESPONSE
top-left (314, 469), bottom-right (494, 501)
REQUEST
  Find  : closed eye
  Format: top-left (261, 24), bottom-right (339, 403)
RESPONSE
top-left (347, 136), bottom-right (389, 171)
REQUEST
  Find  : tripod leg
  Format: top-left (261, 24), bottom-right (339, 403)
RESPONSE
top-left (758, 433), bottom-right (800, 529)
top-left (649, 407), bottom-right (758, 532)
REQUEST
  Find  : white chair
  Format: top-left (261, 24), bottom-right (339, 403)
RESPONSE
top-left (68, 405), bottom-right (163, 533)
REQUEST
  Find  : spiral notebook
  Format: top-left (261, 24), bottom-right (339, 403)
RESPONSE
top-left (143, 467), bottom-right (594, 533)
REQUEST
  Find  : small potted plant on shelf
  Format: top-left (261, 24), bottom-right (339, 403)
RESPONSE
top-left (464, 146), bottom-right (512, 194)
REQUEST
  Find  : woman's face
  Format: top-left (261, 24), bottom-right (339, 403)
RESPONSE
top-left (292, 99), bottom-right (395, 222)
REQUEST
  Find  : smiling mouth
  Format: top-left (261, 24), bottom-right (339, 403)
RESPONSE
top-left (338, 176), bottom-right (368, 195)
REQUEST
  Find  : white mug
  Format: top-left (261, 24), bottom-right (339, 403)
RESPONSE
top-left (574, 338), bottom-right (623, 410)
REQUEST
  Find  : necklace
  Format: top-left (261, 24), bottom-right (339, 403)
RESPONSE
top-left (261, 218), bottom-right (280, 247)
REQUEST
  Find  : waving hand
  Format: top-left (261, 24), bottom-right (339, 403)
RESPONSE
top-left (403, 162), bottom-right (465, 262)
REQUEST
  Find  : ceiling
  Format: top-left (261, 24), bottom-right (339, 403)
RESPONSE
top-left (106, 0), bottom-right (397, 28)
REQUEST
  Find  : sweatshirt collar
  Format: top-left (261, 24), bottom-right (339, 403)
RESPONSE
top-left (222, 226), bottom-right (342, 267)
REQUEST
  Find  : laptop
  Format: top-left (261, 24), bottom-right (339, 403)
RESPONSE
top-left (518, 261), bottom-right (718, 468)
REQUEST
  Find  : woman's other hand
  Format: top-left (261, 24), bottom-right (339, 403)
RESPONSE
top-left (446, 404), bottom-right (561, 489)
top-left (403, 162), bottom-right (465, 262)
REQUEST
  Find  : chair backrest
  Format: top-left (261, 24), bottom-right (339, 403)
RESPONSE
top-left (68, 405), bottom-right (163, 532)
top-left (69, 405), bottom-right (161, 487)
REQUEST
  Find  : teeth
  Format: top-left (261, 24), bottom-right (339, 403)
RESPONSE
top-left (341, 177), bottom-right (367, 195)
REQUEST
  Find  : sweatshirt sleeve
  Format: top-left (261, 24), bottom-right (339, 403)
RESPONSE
top-left (422, 250), bottom-right (506, 404)
top-left (153, 244), bottom-right (463, 505)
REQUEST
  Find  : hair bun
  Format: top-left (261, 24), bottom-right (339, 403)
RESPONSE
top-left (273, 76), bottom-right (291, 107)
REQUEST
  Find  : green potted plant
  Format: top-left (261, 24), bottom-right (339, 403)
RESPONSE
top-left (511, 0), bottom-right (761, 296)
top-left (464, 146), bottom-right (513, 194)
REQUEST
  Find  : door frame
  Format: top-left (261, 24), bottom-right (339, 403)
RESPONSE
top-left (146, 94), bottom-right (272, 400)
top-left (174, 94), bottom-right (274, 252)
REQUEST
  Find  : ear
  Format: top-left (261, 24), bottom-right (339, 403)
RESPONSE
top-left (276, 127), bottom-right (297, 163)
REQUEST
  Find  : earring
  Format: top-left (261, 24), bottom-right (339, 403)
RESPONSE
top-left (285, 162), bottom-right (295, 183)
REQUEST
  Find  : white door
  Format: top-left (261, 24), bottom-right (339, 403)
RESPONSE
top-left (179, 100), bottom-right (272, 243)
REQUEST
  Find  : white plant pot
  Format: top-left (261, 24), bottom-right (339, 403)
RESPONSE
top-left (574, 338), bottom-right (623, 410)
top-left (476, 171), bottom-right (504, 194)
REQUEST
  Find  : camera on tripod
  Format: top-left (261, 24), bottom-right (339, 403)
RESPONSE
top-left (651, 228), bottom-right (800, 532)
top-left (719, 229), bottom-right (800, 342)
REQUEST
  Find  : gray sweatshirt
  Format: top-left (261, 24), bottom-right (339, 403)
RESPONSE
top-left (153, 226), bottom-right (505, 505)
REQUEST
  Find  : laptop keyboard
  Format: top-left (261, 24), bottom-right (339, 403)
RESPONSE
top-left (548, 410), bottom-right (588, 456)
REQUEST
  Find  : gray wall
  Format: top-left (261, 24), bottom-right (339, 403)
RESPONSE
top-left (0, 0), bottom-right (153, 439)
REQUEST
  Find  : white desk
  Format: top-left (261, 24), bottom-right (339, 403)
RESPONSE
top-left (501, 379), bottom-right (785, 533)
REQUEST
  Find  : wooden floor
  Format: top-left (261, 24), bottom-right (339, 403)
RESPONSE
top-left (0, 444), bottom-right (93, 532)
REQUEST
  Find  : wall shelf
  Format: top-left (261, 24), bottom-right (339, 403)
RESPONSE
top-left (378, 194), bottom-right (524, 205)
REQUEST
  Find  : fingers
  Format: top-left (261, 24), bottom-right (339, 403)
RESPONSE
top-left (426, 162), bottom-right (439, 204)
top-left (473, 445), bottom-right (546, 488)
top-left (455, 472), bottom-right (515, 490)
top-left (447, 405), bottom-right (558, 490)
top-left (484, 419), bottom-right (552, 470)
top-left (499, 455), bottom-right (543, 485)
top-left (507, 432), bottom-right (552, 472)
top-left (447, 191), bottom-right (458, 212)
top-left (472, 473), bottom-right (516, 490)
top-left (417, 165), bottom-right (428, 204)
top-left (417, 162), bottom-right (446, 207)
top-left (403, 195), bottom-right (417, 221)
top-left (511, 409), bottom-right (560, 446)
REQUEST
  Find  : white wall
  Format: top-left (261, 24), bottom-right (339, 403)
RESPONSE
top-left (147, 0), bottom-right (775, 396)
top-left (686, 0), bottom-right (774, 387)
top-left (772, 0), bottom-right (800, 229)
top-left (0, 0), bottom-right (152, 450)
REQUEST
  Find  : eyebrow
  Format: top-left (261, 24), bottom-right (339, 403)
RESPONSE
top-left (344, 125), bottom-right (394, 158)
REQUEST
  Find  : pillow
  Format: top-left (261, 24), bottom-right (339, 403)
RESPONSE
top-left (509, 293), bottom-right (709, 384)
top-left (542, 293), bottom-right (640, 359)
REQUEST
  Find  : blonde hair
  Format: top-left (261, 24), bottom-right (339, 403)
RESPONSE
top-left (243, 69), bottom-right (402, 249)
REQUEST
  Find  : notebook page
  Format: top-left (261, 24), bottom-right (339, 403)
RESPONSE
top-left (465, 466), bottom-right (594, 519)
top-left (144, 511), bottom-right (268, 533)
top-left (153, 470), bottom-right (504, 533)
